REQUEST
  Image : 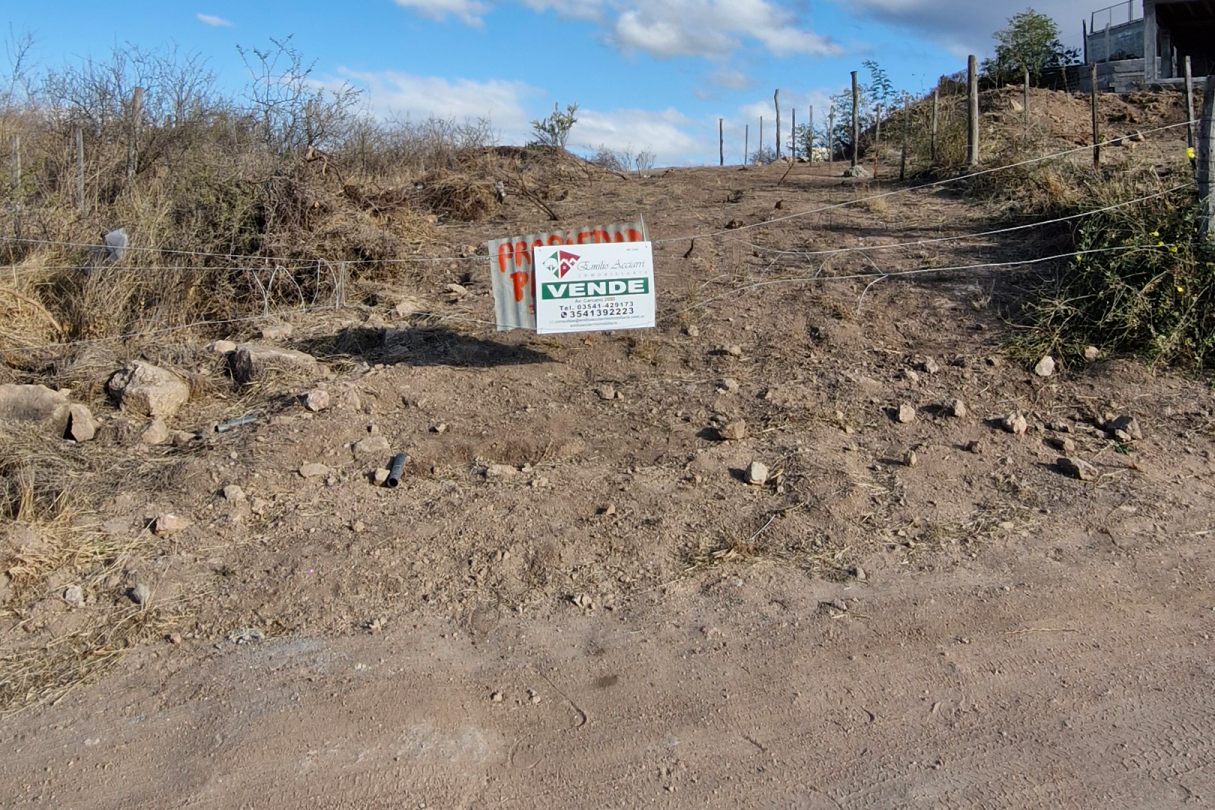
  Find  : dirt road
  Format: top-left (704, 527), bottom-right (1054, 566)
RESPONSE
top-left (4, 512), bottom-right (1213, 808)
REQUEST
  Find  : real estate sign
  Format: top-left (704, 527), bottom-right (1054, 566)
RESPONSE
top-left (488, 221), bottom-right (646, 331)
top-left (533, 241), bottom-right (656, 335)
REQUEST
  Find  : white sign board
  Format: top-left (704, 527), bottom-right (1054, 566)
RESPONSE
top-left (533, 242), bottom-right (656, 335)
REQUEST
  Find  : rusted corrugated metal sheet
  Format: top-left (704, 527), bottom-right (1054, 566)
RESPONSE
top-left (488, 220), bottom-right (647, 331)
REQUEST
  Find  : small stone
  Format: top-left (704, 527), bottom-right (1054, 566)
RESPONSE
top-left (1084, 346), bottom-right (1101, 361)
top-left (351, 520), bottom-right (365, 533)
top-left (921, 357), bottom-right (941, 375)
top-left (1058, 456), bottom-right (1097, 481)
top-left (373, 468), bottom-right (391, 485)
top-left (304, 389), bottom-right (330, 412)
top-left (66, 404), bottom-right (97, 442)
top-left (485, 464), bottom-right (519, 479)
top-left (299, 463), bottom-right (329, 479)
top-left (718, 420), bottom-right (747, 441)
top-left (685, 325), bottom-right (700, 337)
top-left (902, 369), bottom-right (920, 383)
top-left (1049, 436), bottom-right (1077, 453)
top-left (1105, 415), bottom-right (1143, 441)
top-left (153, 513), bottom-right (190, 536)
top-left (260, 322), bottom-right (293, 340)
top-left (897, 404), bottom-right (916, 424)
top-left (141, 417), bottom-right (170, 446)
top-left (599, 504), bottom-right (617, 516)
top-left (353, 436), bottom-right (391, 456)
top-left (446, 283), bottom-right (469, 297)
top-left (491, 692), bottom-right (504, 703)
top-left (721, 378), bottom-right (740, 393)
top-left (966, 439), bottom-right (984, 454)
top-left (1034, 356), bottom-right (1056, 378)
top-left (947, 398), bottom-right (968, 418)
top-left (130, 583), bottom-right (151, 606)
top-left (63, 585), bottom-right (84, 607)
top-left (431, 422), bottom-right (449, 434)
top-left (211, 340), bottom-right (237, 354)
top-left (853, 566), bottom-right (867, 581)
top-left (529, 691), bottom-right (542, 705)
top-left (726, 345), bottom-right (743, 357)
top-left (1048, 421), bottom-right (1071, 433)
top-left (394, 298), bottom-right (422, 318)
top-left (107, 363), bottom-right (190, 418)
top-left (171, 430), bottom-right (195, 447)
top-left (904, 450), bottom-right (919, 468)
top-left (251, 498), bottom-right (269, 515)
top-left (168, 633), bottom-right (183, 645)
top-left (1002, 412), bottom-right (1029, 436)
top-left (596, 385), bottom-right (616, 401)
top-left (222, 484), bottom-right (246, 502)
top-left (744, 461), bottom-right (769, 486)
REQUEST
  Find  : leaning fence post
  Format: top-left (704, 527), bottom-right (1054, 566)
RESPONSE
top-left (744, 125), bottom-right (749, 166)
top-left (719, 118), bottom-right (724, 166)
top-left (75, 128), bottom-right (86, 213)
top-left (851, 70), bottom-right (860, 169)
top-left (967, 55), bottom-right (979, 166)
top-left (1198, 74), bottom-right (1215, 242)
top-left (1091, 62), bottom-right (1101, 169)
top-left (873, 103), bottom-right (882, 176)
top-left (931, 88), bottom-right (939, 163)
top-left (900, 92), bottom-right (910, 181)
top-left (774, 89), bottom-right (781, 160)
top-left (1185, 56), bottom-right (1196, 149)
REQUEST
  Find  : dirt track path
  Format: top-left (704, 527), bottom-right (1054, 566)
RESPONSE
top-left (4, 515), bottom-right (1212, 809)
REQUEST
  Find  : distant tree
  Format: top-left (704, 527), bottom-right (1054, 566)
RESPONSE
top-left (530, 102), bottom-right (578, 150)
top-left (981, 9), bottom-right (1079, 85)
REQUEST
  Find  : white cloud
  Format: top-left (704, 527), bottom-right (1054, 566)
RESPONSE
top-left (337, 68), bottom-right (541, 143)
top-left (842, 1), bottom-right (1085, 58)
top-left (196, 13), bottom-right (234, 27)
top-left (389, 0), bottom-right (491, 26)
top-left (385, 0), bottom-right (842, 59)
top-left (574, 107), bottom-right (698, 166)
top-left (612, 0), bottom-right (842, 59)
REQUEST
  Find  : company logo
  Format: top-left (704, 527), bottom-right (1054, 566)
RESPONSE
top-left (546, 249), bottom-right (581, 279)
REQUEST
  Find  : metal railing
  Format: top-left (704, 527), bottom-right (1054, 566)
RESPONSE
top-left (1091, 1), bottom-right (1141, 32)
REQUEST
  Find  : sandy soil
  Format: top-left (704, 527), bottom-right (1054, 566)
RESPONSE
top-left (2, 96), bottom-right (1214, 807)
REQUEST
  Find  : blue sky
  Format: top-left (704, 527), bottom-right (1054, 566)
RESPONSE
top-left (7, 1), bottom-right (1089, 165)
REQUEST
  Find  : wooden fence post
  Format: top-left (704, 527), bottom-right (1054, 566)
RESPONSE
top-left (851, 70), bottom-right (860, 169)
top-left (10, 135), bottom-right (20, 241)
top-left (1023, 66), bottom-right (1031, 133)
top-left (719, 118), bottom-right (724, 166)
top-left (759, 116), bottom-right (764, 163)
top-left (774, 89), bottom-right (781, 160)
top-left (1185, 56), bottom-right (1196, 149)
top-left (1198, 74), bottom-right (1215, 242)
top-left (931, 88), bottom-right (939, 163)
top-left (75, 127), bottom-right (86, 212)
top-left (900, 92), bottom-right (910, 181)
top-left (829, 107), bottom-right (835, 163)
top-left (1091, 62), bottom-right (1101, 170)
top-left (967, 55), bottom-right (979, 167)
top-left (808, 106), bottom-right (814, 164)
top-left (791, 108), bottom-right (797, 161)
top-left (873, 104), bottom-right (882, 176)
top-left (745, 125), bottom-right (749, 166)
top-left (127, 86), bottom-right (143, 182)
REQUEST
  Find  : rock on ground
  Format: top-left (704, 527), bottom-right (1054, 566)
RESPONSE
top-left (1034, 356), bottom-right (1056, 378)
top-left (299, 463), bottom-right (329, 479)
top-left (1105, 415), bottom-right (1143, 442)
top-left (1003, 412), bottom-right (1029, 436)
top-left (141, 418), bottom-right (170, 446)
top-left (0, 384), bottom-right (71, 436)
top-left (230, 345), bottom-right (319, 385)
top-left (304, 389), bottom-right (331, 412)
top-left (897, 404), bottom-right (917, 424)
top-left (66, 404), bottom-right (97, 442)
top-left (1058, 456), bottom-right (1097, 481)
top-left (719, 421), bottom-right (748, 441)
top-left (152, 514), bottom-right (190, 536)
top-left (260, 322), bottom-right (294, 341)
top-left (353, 436), bottom-right (391, 456)
top-left (745, 461), bottom-right (769, 486)
top-left (107, 363), bottom-right (190, 418)
top-left (947, 398), bottom-right (968, 418)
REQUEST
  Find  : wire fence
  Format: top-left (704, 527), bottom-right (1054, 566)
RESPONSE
top-left (0, 119), bottom-right (1198, 356)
